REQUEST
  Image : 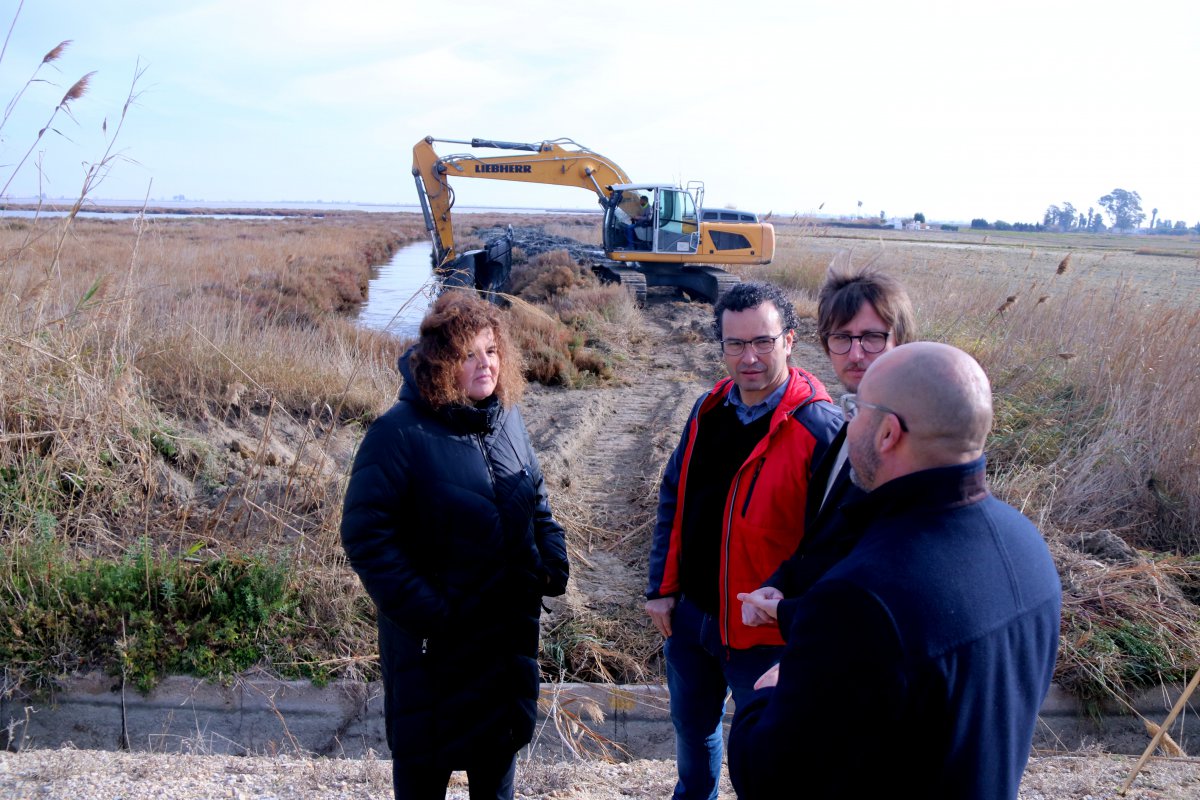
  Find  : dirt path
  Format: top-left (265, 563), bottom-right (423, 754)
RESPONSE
top-left (517, 294), bottom-right (715, 630)
top-left (524, 297), bottom-right (716, 525)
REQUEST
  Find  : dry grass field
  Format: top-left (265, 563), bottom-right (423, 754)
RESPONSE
top-left (770, 221), bottom-right (1200, 307)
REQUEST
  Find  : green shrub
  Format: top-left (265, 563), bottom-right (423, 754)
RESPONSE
top-left (0, 538), bottom-right (327, 693)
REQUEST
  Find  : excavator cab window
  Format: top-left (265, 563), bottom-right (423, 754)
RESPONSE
top-left (606, 189), bottom-right (657, 252)
top-left (603, 186), bottom-right (699, 255)
top-left (656, 189), bottom-right (699, 255)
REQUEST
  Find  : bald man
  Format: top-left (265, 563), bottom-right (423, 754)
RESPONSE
top-left (728, 343), bottom-right (1062, 800)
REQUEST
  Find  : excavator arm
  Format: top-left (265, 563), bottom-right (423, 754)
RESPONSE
top-left (413, 136), bottom-right (630, 270)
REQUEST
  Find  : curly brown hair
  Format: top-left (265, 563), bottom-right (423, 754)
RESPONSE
top-left (409, 290), bottom-right (525, 410)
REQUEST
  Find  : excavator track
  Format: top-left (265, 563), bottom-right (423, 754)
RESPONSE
top-left (591, 262), bottom-right (648, 305)
top-left (678, 265), bottom-right (741, 304)
top-left (592, 262), bottom-right (740, 305)
top-left (641, 263), bottom-right (741, 304)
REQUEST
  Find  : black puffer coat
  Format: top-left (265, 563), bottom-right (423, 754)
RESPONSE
top-left (341, 352), bottom-right (568, 768)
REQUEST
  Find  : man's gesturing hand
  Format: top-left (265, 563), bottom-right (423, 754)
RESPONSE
top-left (738, 586), bottom-right (783, 627)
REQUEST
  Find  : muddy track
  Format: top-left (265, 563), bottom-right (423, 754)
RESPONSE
top-left (525, 300), bottom-right (713, 527)
top-left (517, 295), bottom-right (711, 615)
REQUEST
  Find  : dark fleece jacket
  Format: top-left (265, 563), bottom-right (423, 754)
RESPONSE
top-left (729, 458), bottom-right (1061, 800)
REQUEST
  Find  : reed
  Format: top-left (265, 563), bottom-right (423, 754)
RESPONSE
top-left (917, 268), bottom-right (1200, 551)
top-left (0, 33), bottom-right (425, 686)
top-left (504, 250), bottom-right (638, 387)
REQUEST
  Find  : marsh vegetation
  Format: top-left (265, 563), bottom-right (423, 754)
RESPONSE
top-left (3, 207), bottom-right (1200, 729)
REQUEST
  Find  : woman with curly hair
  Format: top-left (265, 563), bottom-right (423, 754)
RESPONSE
top-left (341, 290), bottom-right (569, 800)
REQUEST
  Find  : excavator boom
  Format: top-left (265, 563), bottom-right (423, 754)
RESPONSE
top-left (413, 136), bottom-right (629, 269)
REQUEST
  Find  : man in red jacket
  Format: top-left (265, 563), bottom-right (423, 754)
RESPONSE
top-left (644, 281), bottom-right (840, 800)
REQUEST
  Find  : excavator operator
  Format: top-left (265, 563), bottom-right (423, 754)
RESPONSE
top-left (625, 195), bottom-right (653, 250)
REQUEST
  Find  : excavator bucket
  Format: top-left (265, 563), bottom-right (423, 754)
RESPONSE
top-left (436, 252), bottom-right (481, 292)
top-left (435, 230), bottom-right (513, 303)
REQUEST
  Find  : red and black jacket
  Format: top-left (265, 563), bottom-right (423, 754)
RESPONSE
top-left (646, 367), bottom-right (840, 649)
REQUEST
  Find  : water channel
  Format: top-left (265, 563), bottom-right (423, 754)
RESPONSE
top-left (356, 240), bottom-right (438, 337)
top-left (3, 204), bottom-right (577, 337)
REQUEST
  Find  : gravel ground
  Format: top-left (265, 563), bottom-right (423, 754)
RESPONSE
top-left (3, 748), bottom-right (1200, 799)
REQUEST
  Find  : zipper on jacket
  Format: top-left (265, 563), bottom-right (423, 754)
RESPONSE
top-left (421, 638), bottom-right (428, 654)
top-left (740, 457), bottom-right (766, 517)
top-left (475, 434), bottom-right (496, 489)
top-left (721, 469), bottom-right (743, 646)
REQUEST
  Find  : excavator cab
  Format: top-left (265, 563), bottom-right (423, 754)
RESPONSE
top-left (604, 185), bottom-right (700, 256)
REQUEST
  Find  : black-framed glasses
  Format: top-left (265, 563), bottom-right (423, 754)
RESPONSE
top-left (825, 331), bottom-right (890, 355)
top-left (720, 332), bottom-right (786, 356)
top-left (840, 393), bottom-right (909, 432)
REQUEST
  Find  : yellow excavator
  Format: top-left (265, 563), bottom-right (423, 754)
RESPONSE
top-left (412, 136), bottom-right (774, 303)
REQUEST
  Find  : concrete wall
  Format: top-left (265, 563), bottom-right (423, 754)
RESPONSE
top-left (2, 674), bottom-right (1197, 759)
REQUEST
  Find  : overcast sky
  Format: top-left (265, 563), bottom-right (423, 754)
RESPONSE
top-left (3, 0), bottom-right (1197, 225)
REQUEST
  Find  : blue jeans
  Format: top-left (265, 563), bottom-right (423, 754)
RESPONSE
top-left (626, 220), bottom-right (650, 248)
top-left (664, 597), bottom-right (782, 800)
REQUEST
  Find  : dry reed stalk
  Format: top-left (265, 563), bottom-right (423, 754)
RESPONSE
top-left (1, 28), bottom-right (420, 693)
top-left (1, 38), bottom-right (69, 129)
top-left (758, 239), bottom-right (1200, 701)
top-left (1140, 718), bottom-right (1186, 757)
top-left (536, 686), bottom-right (629, 762)
top-left (41, 41), bottom-right (70, 64)
top-left (57, 71), bottom-right (93, 107)
top-left (4, 187), bottom-right (1197, 710)
top-left (1122, 667), bottom-right (1200, 791)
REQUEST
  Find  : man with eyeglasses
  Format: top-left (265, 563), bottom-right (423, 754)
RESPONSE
top-left (739, 264), bottom-right (915, 625)
top-left (728, 342), bottom-right (1061, 799)
top-left (645, 281), bottom-right (840, 800)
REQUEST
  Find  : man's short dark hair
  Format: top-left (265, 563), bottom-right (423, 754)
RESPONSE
top-left (816, 264), bottom-right (915, 354)
top-left (713, 281), bottom-right (799, 339)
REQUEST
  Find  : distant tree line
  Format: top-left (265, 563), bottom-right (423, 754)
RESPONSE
top-left (970, 188), bottom-right (1199, 234)
top-left (970, 219), bottom-right (1046, 232)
